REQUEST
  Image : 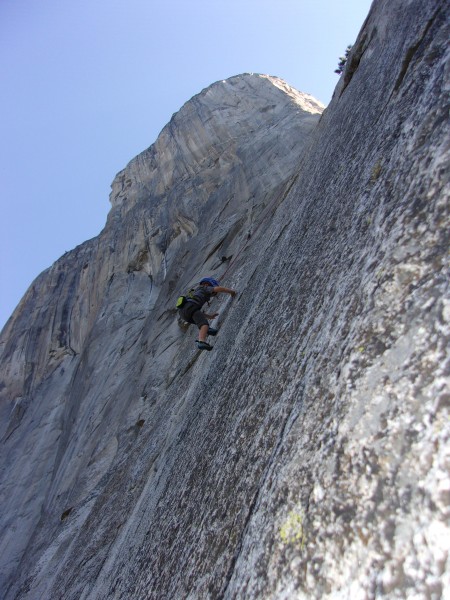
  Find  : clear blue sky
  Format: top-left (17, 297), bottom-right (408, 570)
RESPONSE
top-left (0, 0), bottom-right (372, 330)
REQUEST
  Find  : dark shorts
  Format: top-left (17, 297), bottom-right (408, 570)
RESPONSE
top-left (180, 302), bottom-right (209, 328)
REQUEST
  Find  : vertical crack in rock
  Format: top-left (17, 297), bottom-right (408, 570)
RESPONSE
top-left (393, 3), bottom-right (443, 93)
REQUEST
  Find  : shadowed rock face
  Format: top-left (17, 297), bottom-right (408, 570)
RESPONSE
top-left (0, 0), bottom-right (449, 598)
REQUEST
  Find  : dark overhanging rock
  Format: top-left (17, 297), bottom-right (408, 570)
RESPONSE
top-left (0, 0), bottom-right (449, 598)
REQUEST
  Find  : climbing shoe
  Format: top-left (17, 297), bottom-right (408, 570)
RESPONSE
top-left (196, 340), bottom-right (213, 351)
top-left (207, 327), bottom-right (218, 336)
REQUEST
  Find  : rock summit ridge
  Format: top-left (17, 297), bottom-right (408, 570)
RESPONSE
top-left (108, 73), bottom-right (324, 215)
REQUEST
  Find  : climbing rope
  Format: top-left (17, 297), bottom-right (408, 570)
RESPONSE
top-left (218, 173), bottom-right (299, 283)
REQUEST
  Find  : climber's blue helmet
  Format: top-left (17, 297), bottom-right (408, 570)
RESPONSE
top-left (199, 277), bottom-right (219, 287)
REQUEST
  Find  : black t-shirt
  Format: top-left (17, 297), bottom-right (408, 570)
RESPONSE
top-left (189, 285), bottom-right (215, 308)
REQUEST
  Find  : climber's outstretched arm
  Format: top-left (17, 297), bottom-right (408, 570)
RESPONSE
top-left (213, 286), bottom-right (236, 297)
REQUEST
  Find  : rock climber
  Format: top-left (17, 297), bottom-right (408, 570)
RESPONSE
top-left (179, 277), bottom-right (236, 351)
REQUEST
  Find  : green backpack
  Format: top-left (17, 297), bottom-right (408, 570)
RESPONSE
top-left (176, 288), bottom-right (196, 309)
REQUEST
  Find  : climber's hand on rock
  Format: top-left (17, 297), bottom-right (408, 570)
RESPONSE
top-left (205, 312), bottom-right (219, 319)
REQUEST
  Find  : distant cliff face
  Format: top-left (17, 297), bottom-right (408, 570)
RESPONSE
top-left (0, 74), bottom-right (323, 597)
top-left (1, 0), bottom-right (449, 598)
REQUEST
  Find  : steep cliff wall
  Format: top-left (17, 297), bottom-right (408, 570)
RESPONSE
top-left (1, 0), bottom-right (449, 598)
top-left (0, 74), bottom-right (323, 597)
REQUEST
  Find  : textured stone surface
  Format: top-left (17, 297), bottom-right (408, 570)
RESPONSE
top-left (1, 0), bottom-right (449, 598)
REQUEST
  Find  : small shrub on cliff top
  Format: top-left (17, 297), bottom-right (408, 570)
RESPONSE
top-left (335, 45), bottom-right (353, 75)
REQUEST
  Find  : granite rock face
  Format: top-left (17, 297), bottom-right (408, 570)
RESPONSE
top-left (1, 0), bottom-right (449, 598)
top-left (0, 74), bottom-right (323, 598)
